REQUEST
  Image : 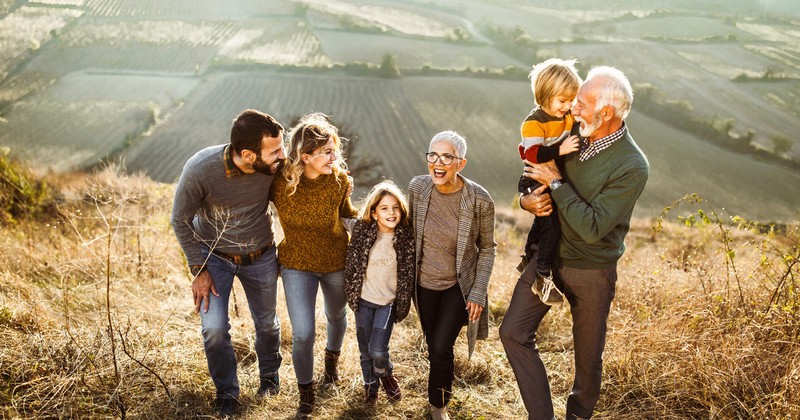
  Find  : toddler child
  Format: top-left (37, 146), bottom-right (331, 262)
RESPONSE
top-left (517, 58), bottom-right (582, 305)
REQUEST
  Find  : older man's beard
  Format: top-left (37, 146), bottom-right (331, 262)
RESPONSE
top-left (253, 155), bottom-right (284, 175)
top-left (575, 111), bottom-right (603, 138)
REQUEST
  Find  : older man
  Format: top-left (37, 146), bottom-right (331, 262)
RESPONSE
top-left (171, 109), bottom-right (286, 416)
top-left (499, 66), bottom-right (649, 420)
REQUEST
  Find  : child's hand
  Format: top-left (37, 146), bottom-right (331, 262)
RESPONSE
top-left (559, 135), bottom-right (580, 156)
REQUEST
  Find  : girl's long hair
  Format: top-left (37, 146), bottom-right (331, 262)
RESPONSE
top-left (359, 179), bottom-right (409, 227)
top-left (282, 113), bottom-right (348, 196)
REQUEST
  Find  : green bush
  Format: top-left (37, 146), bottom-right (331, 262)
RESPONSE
top-left (0, 148), bottom-right (54, 225)
top-left (379, 53), bottom-right (401, 79)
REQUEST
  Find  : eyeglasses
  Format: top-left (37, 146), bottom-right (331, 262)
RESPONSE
top-left (425, 152), bottom-right (460, 165)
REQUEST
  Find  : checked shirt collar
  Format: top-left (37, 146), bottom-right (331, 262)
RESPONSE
top-left (579, 122), bottom-right (627, 162)
top-left (222, 144), bottom-right (246, 178)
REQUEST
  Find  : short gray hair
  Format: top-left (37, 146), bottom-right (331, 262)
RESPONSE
top-left (586, 66), bottom-right (633, 120)
top-left (429, 130), bottom-right (467, 158)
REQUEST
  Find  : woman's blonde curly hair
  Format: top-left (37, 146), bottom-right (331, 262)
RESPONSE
top-left (282, 113), bottom-right (348, 196)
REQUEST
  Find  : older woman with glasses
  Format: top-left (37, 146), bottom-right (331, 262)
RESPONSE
top-left (408, 130), bottom-right (496, 420)
top-left (269, 113), bottom-right (358, 419)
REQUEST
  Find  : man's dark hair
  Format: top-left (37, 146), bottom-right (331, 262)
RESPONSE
top-left (230, 109), bottom-right (284, 155)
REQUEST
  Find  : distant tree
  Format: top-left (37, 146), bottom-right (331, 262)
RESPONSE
top-left (482, 24), bottom-right (538, 63)
top-left (633, 83), bottom-right (664, 103)
top-left (379, 54), bottom-right (401, 79)
top-left (770, 134), bottom-right (792, 156)
top-left (763, 67), bottom-right (780, 79)
top-left (733, 72), bottom-right (750, 82)
top-left (450, 27), bottom-right (469, 42)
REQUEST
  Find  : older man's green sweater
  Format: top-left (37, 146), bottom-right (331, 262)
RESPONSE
top-left (552, 131), bottom-right (649, 269)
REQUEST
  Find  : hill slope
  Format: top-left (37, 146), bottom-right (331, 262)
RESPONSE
top-left (0, 165), bottom-right (798, 418)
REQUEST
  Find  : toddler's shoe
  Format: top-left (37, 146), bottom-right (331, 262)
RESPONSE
top-left (532, 270), bottom-right (563, 305)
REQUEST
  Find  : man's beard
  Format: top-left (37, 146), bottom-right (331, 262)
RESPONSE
top-left (576, 111), bottom-right (603, 138)
top-left (253, 156), bottom-right (284, 175)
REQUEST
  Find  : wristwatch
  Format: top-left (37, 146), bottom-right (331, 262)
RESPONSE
top-left (190, 265), bottom-right (207, 277)
top-left (549, 178), bottom-right (563, 191)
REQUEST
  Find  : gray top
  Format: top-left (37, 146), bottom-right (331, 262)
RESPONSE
top-left (170, 144), bottom-right (276, 266)
top-left (419, 187), bottom-right (461, 290)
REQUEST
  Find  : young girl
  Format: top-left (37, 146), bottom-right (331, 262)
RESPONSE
top-left (344, 180), bottom-right (415, 406)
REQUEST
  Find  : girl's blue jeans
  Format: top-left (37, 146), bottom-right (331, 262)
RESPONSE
top-left (355, 299), bottom-right (395, 393)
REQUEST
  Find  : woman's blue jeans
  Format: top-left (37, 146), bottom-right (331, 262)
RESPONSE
top-left (355, 299), bottom-right (395, 393)
top-left (199, 246), bottom-right (282, 399)
top-left (280, 268), bottom-right (348, 385)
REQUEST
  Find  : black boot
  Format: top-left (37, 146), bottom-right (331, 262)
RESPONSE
top-left (257, 374), bottom-right (280, 397)
top-left (364, 384), bottom-right (378, 407)
top-left (297, 381), bottom-right (315, 418)
top-left (213, 396), bottom-right (240, 417)
top-left (322, 349), bottom-right (340, 385)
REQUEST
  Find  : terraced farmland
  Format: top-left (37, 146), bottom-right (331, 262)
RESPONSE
top-left (613, 15), bottom-right (748, 41)
top-left (0, 5), bottom-right (83, 79)
top-left (217, 20), bottom-right (331, 66)
top-left (124, 72), bottom-right (437, 186)
top-left (84, 0), bottom-right (295, 18)
top-left (0, 72), bottom-right (197, 171)
top-left (1, 0), bottom-right (799, 221)
top-left (560, 40), bottom-right (800, 160)
top-left (316, 29), bottom-right (524, 69)
top-left (120, 71), bottom-right (800, 221)
top-left (302, 0), bottom-right (462, 39)
top-left (123, 71), bottom-right (532, 200)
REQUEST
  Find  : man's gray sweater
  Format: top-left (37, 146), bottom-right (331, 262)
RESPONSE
top-left (171, 145), bottom-right (276, 267)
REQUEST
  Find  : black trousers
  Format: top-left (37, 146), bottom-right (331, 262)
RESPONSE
top-left (524, 211), bottom-right (560, 274)
top-left (518, 168), bottom-right (561, 275)
top-left (417, 283), bottom-right (468, 408)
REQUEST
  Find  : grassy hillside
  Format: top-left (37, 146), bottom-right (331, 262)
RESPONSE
top-left (0, 160), bottom-right (798, 418)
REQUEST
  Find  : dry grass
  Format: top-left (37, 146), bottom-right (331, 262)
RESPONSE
top-left (0, 168), bottom-right (798, 419)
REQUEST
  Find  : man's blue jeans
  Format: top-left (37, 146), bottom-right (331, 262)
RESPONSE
top-left (280, 268), bottom-right (348, 385)
top-left (355, 299), bottom-right (395, 393)
top-left (199, 246), bottom-right (282, 399)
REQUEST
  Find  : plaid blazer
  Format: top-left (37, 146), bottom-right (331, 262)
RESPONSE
top-left (408, 173), bottom-right (496, 357)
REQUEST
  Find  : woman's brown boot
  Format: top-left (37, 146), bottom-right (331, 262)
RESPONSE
top-left (322, 349), bottom-right (340, 385)
top-left (296, 381), bottom-right (315, 418)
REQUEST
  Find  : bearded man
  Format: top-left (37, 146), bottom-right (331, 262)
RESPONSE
top-left (171, 109), bottom-right (286, 416)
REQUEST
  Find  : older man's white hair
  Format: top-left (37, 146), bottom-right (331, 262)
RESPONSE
top-left (586, 66), bottom-right (633, 120)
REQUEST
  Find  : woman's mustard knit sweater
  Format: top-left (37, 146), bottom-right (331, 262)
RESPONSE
top-left (270, 170), bottom-right (358, 272)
